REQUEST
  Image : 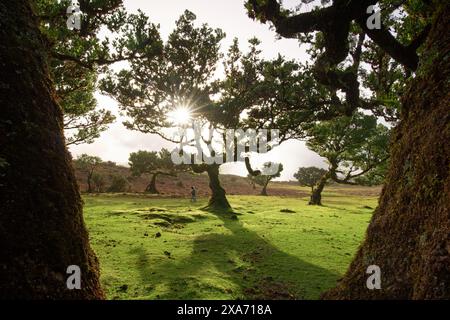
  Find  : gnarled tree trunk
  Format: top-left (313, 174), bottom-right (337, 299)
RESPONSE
top-left (205, 164), bottom-right (231, 210)
top-left (323, 5), bottom-right (449, 299)
top-left (0, 0), bottom-right (104, 299)
top-left (309, 173), bottom-right (330, 205)
top-left (261, 182), bottom-right (269, 196)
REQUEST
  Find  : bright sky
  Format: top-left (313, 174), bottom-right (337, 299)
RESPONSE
top-left (69, 0), bottom-right (327, 180)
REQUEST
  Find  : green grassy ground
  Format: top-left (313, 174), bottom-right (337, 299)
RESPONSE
top-left (83, 188), bottom-right (378, 300)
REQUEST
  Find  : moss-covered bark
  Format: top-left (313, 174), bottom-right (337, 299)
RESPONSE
top-left (309, 173), bottom-right (330, 206)
top-left (323, 4), bottom-right (449, 299)
top-left (0, 0), bottom-right (104, 299)
top-left (205, 164), bottom-right (231, 210)
top-left (260, 182), bottom-right (269, 196)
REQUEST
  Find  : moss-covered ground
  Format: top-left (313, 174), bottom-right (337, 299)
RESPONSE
top-left (83, 186), bottom-right (377, 299)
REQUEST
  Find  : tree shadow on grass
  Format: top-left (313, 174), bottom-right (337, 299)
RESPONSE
top-left (130, 208), bottom-right (340, 300)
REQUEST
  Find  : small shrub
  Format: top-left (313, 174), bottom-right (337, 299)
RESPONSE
top-left (107, 174), bottom-right (129, 192)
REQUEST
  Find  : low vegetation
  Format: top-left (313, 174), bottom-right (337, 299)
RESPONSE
top-left (84, 185), bottom-right (378, 299)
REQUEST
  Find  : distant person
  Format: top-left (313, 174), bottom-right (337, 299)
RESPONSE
top-left (190, 186), bottom-right (197, 202)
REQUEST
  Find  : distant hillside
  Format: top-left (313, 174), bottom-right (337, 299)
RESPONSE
top-left (72, 160), bottom-right (308, 197)
top-left (73, 161), bottom-right (382, 198)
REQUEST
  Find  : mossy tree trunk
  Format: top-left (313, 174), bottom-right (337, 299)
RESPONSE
top-left (0, 0), bottom-right (104, 299)
top-left (261, 185), bottom-right (268, 196)
top-left (324, 5), bottom-right (450, 299)
top-left (309, 173), bottom-right (330, 206)
top-left (205, 164), bottom-right (231, 210)
top-left (260, 179), bottom-right (269, 196)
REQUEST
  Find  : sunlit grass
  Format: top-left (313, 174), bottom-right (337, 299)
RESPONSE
top-left (83, 188), bottom-right (377, 300)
